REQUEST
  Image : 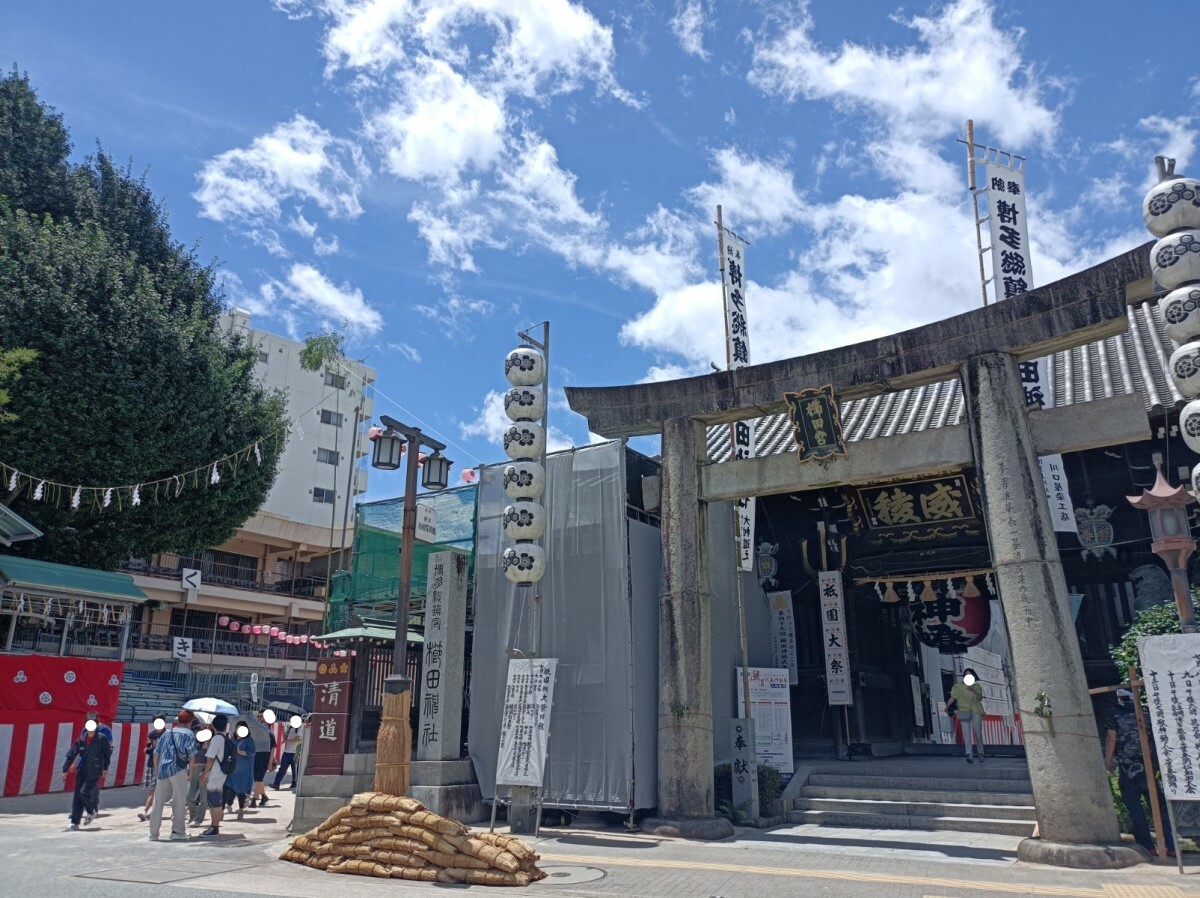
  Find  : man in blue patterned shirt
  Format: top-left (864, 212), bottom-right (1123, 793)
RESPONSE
top-left (148, 709), bottom-right (198, 841)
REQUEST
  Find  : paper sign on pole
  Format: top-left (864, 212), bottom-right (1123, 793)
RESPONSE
top-left (415, 504), bottom-right (438, 543)
top-left (768, 591), bottom-right (798, 685)
top-left (1138, 634), bottom-right (1200, 801)
top-left (736, 667), bottom-right (793, 774)
top-left (818, 570), bottom-right (852, 706)
top-left (495, 658), bottom-right (557, 787)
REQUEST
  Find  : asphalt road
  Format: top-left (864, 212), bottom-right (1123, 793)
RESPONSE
top-left (4, 785), bottom-right (1200, 898)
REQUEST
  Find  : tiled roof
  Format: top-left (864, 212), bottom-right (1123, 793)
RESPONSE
top-left (707, 302), bottom-right (1179, 461)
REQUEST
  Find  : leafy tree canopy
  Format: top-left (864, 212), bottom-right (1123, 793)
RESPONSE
top-left (1110, 597), bottom-right (1192, 681)
top-left (0, 68), bottom-right (288, 569)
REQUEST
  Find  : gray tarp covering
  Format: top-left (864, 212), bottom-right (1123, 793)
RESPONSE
top-left (469, 441), bottom-right (659, 810)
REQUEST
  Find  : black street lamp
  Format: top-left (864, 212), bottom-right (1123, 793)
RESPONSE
top-left (368, 414), bottom-right (452, 795)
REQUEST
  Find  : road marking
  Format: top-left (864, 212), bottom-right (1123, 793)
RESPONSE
top-left (539, 853), bottom-right (1150, 898)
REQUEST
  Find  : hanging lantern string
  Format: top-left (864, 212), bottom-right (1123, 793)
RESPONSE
top-left (852, 566), bottom-right (995, 587)
top-left (0, 356), bottom-right (379, 511)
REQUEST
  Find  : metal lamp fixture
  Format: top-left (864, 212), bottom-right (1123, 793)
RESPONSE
top-left (370, 427), bottom-right (404, 470)
top-left (1128, 467), bottom-right (1198, 633)
top-left (421, 451), bottom-right (452, 491)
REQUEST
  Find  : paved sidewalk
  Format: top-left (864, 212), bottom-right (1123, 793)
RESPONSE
top-left (3, 786), bottom-right (1200, 897)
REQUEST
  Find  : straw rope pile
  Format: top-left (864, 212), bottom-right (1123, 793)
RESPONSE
top-left (280, 792), bottom-right (547, 886)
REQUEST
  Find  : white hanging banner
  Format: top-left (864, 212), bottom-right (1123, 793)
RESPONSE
top-left (1138, 634), bottom-right (1200, 800)
top-left (767, 591), bottom-right (798, 685)
top-left (736, 667), bottom-right (794, 774)
top-left (1038, 454), bottom-right (1078, 533)
top-left (818, 571), bottom-right (852, 706)
top-left (495, 657), bottom-right (557, 787)
top-left (720, 225), bottom-right (755, 571)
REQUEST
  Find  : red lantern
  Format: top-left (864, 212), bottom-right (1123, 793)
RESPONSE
top-left (230, 622), bottom-right (240, 632)
top-left (218, 615), bottom-right (229, 627)
top-left (252, 625), bottom-right (262, 635)
top-left (908, 577), bottom-right (992, 654)
top-left (269, 626), bottom-right (280, 637)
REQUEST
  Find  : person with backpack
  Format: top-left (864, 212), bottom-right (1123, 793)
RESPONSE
top-left (148, 709), bottom-right (198, 842)
top-left (199, 714), bottom-right (234, 837)
top-left (224, 719), bottom-right (256, 819)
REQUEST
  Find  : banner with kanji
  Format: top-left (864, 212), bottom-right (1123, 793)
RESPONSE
top-left (818, 571), bottom-right (852, 706)
top-left (720, 225), bottom-right (755, 571)
top-left (307, 657), bottom-right (353, 775)
top-left (495, 658), bottom-right (557, 788)
top-left (1138, 634), bottom-right (1200, 801)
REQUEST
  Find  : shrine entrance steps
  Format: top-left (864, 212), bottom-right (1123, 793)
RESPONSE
top-left (785, 756), bottom-right (1036, 837)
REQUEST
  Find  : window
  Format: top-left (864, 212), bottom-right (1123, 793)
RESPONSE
top-left (320, 409), bottom-right (343, 427)
top-left (324, 371), bottom-right (347, 390)
top-left (257, 349), bottom-right (269, 364)
top-left (313, 487), bottom-right (336, 504)
top-left (317, 448), bottom-right (339, 465)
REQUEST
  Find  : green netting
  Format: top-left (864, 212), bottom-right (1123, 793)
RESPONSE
top-left (327, 484), bottom-right (477, 631)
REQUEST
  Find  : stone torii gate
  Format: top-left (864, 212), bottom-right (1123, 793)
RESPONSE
top-left (566, 245), bottom-right (1154, 867)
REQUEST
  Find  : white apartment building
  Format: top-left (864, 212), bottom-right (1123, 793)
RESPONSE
top-left (116, 310), bottom-right (376, 677)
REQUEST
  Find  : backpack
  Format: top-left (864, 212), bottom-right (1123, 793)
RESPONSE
top-left (216, 733), bottom-right (236, 775)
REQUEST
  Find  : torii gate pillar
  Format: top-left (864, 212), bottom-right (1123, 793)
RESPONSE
top-left (963, 352), bottom-right (1142, 867)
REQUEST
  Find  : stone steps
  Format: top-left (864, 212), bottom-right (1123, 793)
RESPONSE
top-left (806, 773), bottom-right (1031, 793)
top-left (786, 808), bottom-right (1035, 837)
top-left (801, 784), bottom-right (1034, 806)
top-left (794, 796), bottom-right (1035, 821)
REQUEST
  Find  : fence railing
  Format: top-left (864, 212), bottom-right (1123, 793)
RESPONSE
top-left (181, 669), bottom-right (313, 710)
top-left (130, 621), bottom-right (326, 664)
top-left (119, 553), bottom-right (329, 599)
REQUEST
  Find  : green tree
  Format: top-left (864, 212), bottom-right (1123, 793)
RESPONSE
top-left (1111, 597), bottom-right (1193, 681)
top-left (0, 347), bottom-right (36, 425)
top-left (0, 69), bottom-right (288, 568)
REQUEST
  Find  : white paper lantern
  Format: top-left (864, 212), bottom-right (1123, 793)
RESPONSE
top-left (504, 346), bottom-right (545, 387)
top-left (503, 501), bottom-right (547, 541)
top-left (1152, 230), bottom-right (1200, 291)
top-left (1161, 285), bottom-right (1200, 346)
top-left (503, 461), bottom-right (545, 500)
top-left (503, 386), bottom-right (546, 422)
top-left (1182, 400), bottom-right (1200, 454)
top-left (503, 422), bottom-right (546, 460)
top-left (502, 544), bottom-right (546, 584)
top-left (1169, 340), bottom-right (1200, 397)
top-left (1144, 177), bottom-right (1200, 237)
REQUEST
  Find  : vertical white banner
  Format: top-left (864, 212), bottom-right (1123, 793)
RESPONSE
top-left (818, 571), bottom-right (852, 706)
top-left (1138, 634), bottom-right (1200, 801)
top-left (721, 227), bottom-right (755, 571)
top-left (984, 158), bottom-right (1076, 530)
top-left (495, 658), bottom-right (557, 788)
top-left (767, 591), bottom-right (798, 685)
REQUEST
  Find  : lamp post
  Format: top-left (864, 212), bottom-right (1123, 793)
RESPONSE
top-left (369, 414), bottom-right (451, 795)
top-left (1127, 467), bottom-right (1198, 633)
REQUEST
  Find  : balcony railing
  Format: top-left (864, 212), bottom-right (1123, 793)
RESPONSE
top-left (129, 621), bottom-right (326, 663)
top-left (121, 553), bottom-right (330, 599)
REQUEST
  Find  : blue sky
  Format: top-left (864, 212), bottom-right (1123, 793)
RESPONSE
top-left (4, 0), bottom-right (1197, 499)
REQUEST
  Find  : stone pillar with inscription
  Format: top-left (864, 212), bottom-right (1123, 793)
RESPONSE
top-left (642, 416), bottom-right (733, 840)
top-left (410, 548), bottom-right (486, 822)
top-left (963, 351), bottom-right (1144, 868)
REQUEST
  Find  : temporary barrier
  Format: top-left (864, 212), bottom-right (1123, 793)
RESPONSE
top-left (0, 718), bottom-right (149, 797)
top-left (947, 713), bottom-right (1024, 747)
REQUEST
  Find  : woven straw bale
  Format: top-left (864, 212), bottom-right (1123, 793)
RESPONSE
top-left (329, 859), bottom-right (391, 878)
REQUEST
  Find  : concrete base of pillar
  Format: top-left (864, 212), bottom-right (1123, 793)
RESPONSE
top-left (640, 816), bottom-right (735, 840)
top-left (508, 786), bottom-right (539, 834)
top-left (1017, 838), bottom-right (1149, 869)
top-left (291, 753), bottom-right (378, 834)
top-left (410, 758), bottom-right (486, 823)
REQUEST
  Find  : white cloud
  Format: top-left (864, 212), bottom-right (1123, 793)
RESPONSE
top-left (414, 294), bottom-right (496, 340)
top-left (497, 133), bottom-right (600, 230)
top-left (195, 115), bottom-right (367, 224)
top-left (267, 263), bottom-right (384, 333)
top-left (688, 148), bottom-right (805, 235)
top-left (387, 341), bottom-right (422, 363)
top-left (408, 201), bottom-right (503, 271)
top-left (314, 235), bottom-right (340, 255)
top-left (459, 389), bottom-right (574, 451)
top-left (369, 58), bottom-right (507, 181)
top-left (671, 0), bottom-right (711, 60)
top-left (749, 0), bottom-right (1058, 150)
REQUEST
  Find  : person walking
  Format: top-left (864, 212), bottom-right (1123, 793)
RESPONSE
top-left (224, 720), bottom-right (255, 819)
top-left (137, 717), bottom-right (165, 822)
top-left (949, 668), bottom-right (986, 763)
top-left (148, 709), bottom-right (198, 842)
top-left (185, 717), bottom-right (209, 827)
top-left (249, 711), bottom-right (275, 807)
top-left (199, 714), bottom-right (232, 837)
top-left (62, 713), bottom-right (112, 830)
top-left (1105, 688), bottom-right (1175, 857)
top-left (272, 724), bottom-right (301, 790)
